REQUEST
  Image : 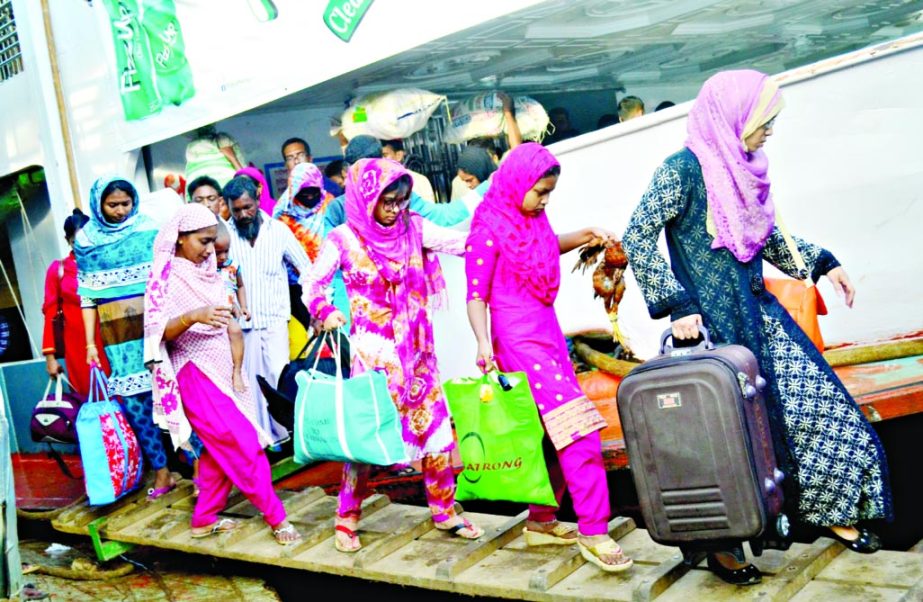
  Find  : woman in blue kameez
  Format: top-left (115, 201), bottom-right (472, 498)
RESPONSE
top-left (622, 70), bottom-right (891, 585)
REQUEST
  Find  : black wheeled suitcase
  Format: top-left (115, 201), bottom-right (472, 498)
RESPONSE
top-left (616, 327), bottom-right (790, 557)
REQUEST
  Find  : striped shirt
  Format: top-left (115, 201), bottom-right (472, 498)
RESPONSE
top-left (227, 213), bottom-right (310, 330)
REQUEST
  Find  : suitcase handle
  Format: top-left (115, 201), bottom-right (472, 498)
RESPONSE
top-left (659, 325), bottom-right (713, 354)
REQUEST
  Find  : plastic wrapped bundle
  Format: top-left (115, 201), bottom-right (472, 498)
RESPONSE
top-left (341, 88), bottom-right (447, 140)
top-left (444, 93), bottom-right (550, 143)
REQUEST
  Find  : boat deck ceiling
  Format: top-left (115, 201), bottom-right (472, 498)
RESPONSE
top-left (52, 482), bottom-right (923, 601)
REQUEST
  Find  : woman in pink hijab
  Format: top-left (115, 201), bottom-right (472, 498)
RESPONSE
top-left (144, 203), bottom-right (301, 545)
top-left (623, 70), bottom-right (889, 585)
top-left (465, 142), bottom-right (632, 573)
top-left (303, 158), bottom-right (483, 553)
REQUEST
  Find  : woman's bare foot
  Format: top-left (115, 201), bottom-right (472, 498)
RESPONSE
top-left (271, 520), bottom-right (302, 545)
top-left (434, 516), bottom-right (484, 539)
top-left (334, 515), bottom-right (361, 552)
top-left (524, 520), bottom-right (578, 545)
top-left (577, 534), bottom-right (633, 572)
top-left (153, 467), bottom-right (174, 492)
top-left (232, 370), bottom-right (247, 393)
top-left (830, 525), bottom-right (859, 541)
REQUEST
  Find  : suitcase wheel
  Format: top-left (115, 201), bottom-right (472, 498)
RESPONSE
top-left (776, 513), bottom-right (791, 538)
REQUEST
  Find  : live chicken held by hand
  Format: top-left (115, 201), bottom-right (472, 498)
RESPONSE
top-left (572, 241), bottom-right (632, 355)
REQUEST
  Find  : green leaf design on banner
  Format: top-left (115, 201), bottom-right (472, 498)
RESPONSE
top-left (323, 0), bottom-right (374, 43)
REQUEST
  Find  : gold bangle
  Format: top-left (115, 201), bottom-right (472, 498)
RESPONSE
top-left (86, 343), bottom-right (96, 349)
top-left (180, 314), bottom-right (190, 327)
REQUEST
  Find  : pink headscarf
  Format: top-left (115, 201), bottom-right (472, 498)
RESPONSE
top-left (235, 166), bottom-right (275, 215)
top-left (685, 69), bottom-right (784, 262)
top-left (468, 142), bottom-right (561, 305)
top-left (344, 158), bottom-right (448, 384)
top-left (143, 204), bottom-right (222, 450)
top-left (344, 158), bottom-right (446, 303)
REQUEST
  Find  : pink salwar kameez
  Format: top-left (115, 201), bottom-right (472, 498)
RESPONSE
top-left (465, 143), bottom-right (611, 536)
top-left (144, 204), bottom-right (287, 531)
top-left (303, 158), bottom-right (464, 523)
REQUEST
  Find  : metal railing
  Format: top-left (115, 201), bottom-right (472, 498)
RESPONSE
top-left (0, 0), bottom-right (24, 82)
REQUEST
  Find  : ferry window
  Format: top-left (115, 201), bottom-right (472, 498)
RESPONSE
top-left (0, 0), bottom-right (24, 82)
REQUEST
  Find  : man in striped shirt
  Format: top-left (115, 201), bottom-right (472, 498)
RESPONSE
top-left (223, 176), bottom-right (310, 446)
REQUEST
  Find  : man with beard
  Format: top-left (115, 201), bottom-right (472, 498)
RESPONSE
top-left (222, 176), bottom-right (309, 447)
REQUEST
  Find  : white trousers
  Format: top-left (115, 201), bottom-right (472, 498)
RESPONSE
top-left (243, 322), bottom-right (291, 445)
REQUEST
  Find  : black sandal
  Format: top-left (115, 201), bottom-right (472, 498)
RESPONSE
top-left (829, 527), bottom-right (881, 554)
top-left (707, 553), bottom-right (762, 586)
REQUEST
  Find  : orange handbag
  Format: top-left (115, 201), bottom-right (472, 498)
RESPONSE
top-left (763, 220), bottom-right (827, 351)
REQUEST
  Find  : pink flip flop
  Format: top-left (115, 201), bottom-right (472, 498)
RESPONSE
top-left (147, 483), bottom-right (176, 501)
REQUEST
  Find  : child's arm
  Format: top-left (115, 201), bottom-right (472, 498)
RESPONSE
top-left (236, 271), bottom-right (250, 321)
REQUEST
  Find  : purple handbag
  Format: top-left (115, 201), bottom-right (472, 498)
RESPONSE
top-left (31, 375), bottom-right (84, 444)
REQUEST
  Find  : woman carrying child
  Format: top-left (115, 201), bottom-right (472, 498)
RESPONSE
top-left (143, 203), bottom-right (301, 544)
top-left (464, 143), bottom-right (632, 573)
top-left (303, 158), bottom-right (483, 552)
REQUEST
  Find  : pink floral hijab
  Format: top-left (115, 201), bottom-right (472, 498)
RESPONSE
top-left (344, 158), bottom-right (446, 303)
top-left (468, 142), bottom-right (561, 305)
top-left (143, 204), bottom-right (222, 450)
top-left (344, 158), bottom-right (448, 382)
top-left (685, 69), bottom-right (784, 262)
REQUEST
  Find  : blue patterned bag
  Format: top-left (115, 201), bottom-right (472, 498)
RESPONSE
top-left (76, 366), bottom-right (144, 505)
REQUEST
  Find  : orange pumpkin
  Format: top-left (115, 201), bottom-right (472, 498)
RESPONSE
top-left (577, 370), bottom-right (622, 400)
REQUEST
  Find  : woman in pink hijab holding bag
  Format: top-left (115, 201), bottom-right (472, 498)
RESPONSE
top-left (465, 142), bottom-right (633, 573)
top-left (303, 157), bottom-right (484, 553)
top-left (622, 70), bottom-right (889, 585)
top-left (144, 203), bottom-right (301, 545)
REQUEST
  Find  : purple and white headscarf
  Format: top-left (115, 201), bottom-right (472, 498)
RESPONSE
top-left (685, 69), bottom-right (784, 262)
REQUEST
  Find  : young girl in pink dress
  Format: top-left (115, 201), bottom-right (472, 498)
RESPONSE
top-left (465, 142), bottom-right (632, 572)
top-left (144, 203), bottom-right (300, 544)
top-left (303, 158), bottom-right (483, 553)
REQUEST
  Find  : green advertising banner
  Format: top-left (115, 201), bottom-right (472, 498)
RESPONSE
top-left (102, 0), bottom-right (194, 121)
top-left (324, 0), bottom-right (374, 42)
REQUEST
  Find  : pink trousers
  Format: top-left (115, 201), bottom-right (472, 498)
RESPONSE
top-left (177, 363), bottom-right (286, 529)
top-left (338, 452), bottom-right (456, 522)
top-left (529, 430), bottom-right (611, 536)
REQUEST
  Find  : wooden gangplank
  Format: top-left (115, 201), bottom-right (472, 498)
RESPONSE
top-left (51, 482), bottom-right (923, 601)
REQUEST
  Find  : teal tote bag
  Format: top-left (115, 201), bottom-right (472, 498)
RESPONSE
top-left (443, 371), bottom-right (555, 506)
top-left (293, 331), bottom-right (409, 466)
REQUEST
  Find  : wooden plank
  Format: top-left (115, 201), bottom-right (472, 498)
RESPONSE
top-left (631, 551), bottom-right (701, 602)
top-left (815, 549), bottom-right (923, 589)
top-left (139, 509), bottom-right (195, 541)
top-left (545, 560), bottom-right (638, 601)
top-left (107, 482), bottom-right (196, 530)
top-left (613, 528), bottom-right (677, 566)
top-left (50, 488), bottom-right (923, 602)
top-left (218, 516), bottom-right (270, 548)
top-left (435, 510), bottom-right (528, 580)
top-left (354, 504), bottom-right (435, 568)
top-left (529, 516), bottom-right (636, 592)
top-left (281, 493), bottom-right (391, 559)
top-left (790, 581), bottom-right (906, 602)
top-left (749, 537), bottom-right (844, 601)
top-left (279, 487), bottom-right (326, 515)
top-left (900, 574), bottom-right (923, 602)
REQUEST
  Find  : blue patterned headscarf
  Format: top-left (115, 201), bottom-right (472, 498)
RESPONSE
top-left (73, 176), bottom-right (159, 300)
